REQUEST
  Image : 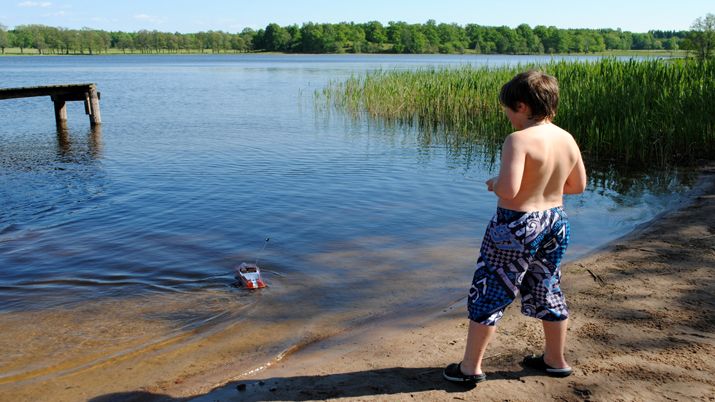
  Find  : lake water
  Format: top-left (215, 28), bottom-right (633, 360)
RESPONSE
top-left (0, 54), bottom-right (695, 396)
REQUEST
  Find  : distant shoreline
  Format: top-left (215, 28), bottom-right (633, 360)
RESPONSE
top-left (0, 49), bottom-right (688, 58)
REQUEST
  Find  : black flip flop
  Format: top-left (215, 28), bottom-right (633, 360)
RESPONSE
top-left (442, 362), bottom-right (487, 384)
top-left (522, 354), bottom-right (573, 377)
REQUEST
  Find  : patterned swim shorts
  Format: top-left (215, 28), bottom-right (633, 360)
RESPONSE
top-left (468, 206), bottom-right (570, 325)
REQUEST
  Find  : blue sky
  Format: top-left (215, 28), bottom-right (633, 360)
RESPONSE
top-left (0, 0), bottom-right (712, 32)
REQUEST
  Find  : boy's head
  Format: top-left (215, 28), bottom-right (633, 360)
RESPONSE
top-left (499, 70), bottom-right (559, 122)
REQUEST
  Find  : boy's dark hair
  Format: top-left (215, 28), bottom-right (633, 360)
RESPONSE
top-left (499, 70), bottom-right (559, 121)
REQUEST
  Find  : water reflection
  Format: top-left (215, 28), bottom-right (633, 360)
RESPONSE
top-left (0, 125), bottom-right (103, 173)
top-left (587, 162), bottom-right (698, 196)
top-left (0, 124), bottom-right (106, 244)
top-left (329, 112), bottom-right (698, 197)
top-left (56, 124), bottom-right (103, 162)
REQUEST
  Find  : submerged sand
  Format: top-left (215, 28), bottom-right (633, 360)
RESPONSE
top-left (4, 168), bottom-right (714, 402)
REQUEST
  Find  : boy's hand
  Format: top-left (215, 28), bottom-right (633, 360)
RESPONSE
top-left (486, 177), bottom-right (498, 192)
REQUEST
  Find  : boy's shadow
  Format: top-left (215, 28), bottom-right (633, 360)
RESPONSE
top-left (89, 366), bottom-right (544, 402)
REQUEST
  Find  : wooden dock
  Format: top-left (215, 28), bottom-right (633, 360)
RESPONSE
top-left (0, 83), bottom-right (102, 128)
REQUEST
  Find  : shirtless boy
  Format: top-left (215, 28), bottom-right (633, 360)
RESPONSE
top-left (443, 70), bottom-right (587, 384)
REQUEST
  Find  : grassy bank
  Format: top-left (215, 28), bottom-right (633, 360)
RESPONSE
top-left (320, 58), bottom-right (714, 167)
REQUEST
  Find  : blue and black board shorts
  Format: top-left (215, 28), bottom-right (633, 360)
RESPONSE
top-left (468, 206), bottom-right (570, 325)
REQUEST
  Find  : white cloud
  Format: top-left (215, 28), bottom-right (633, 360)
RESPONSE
top-left (133, 13), bottom-right (165, 24)
top-left (18, 1), bottom-right (52, 8)
top-left (43, 10), bottom-right (66, 17)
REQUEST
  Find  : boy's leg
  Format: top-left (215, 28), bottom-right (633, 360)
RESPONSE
top-left (460, 320), bottom-right (497, 375)
top-left (448, 207), bottom-right (531, 382)
top-left (521, 207), bottom-right (571, 370)
top-left (542, 318), bottom-right (569, 369)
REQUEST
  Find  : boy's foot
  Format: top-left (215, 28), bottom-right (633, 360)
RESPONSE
top-left (522, 354), bottom-right (573, 377)
top-left (442, 362), bottom-right (487, 384)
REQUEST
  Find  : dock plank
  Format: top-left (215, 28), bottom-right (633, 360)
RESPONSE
top-left (0, 83), bottom-right (102, 126)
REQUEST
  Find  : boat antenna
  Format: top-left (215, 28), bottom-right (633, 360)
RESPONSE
top-left (255, 238), bottom-right (270, 266)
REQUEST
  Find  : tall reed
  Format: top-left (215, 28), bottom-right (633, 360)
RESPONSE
top-left (320, 59), bottom-right (715, 167)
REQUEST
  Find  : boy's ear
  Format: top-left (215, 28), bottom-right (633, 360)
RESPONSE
top-left (516, 102), bottom-right (528, 113)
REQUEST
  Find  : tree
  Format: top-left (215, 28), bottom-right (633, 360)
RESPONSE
top-left (687, 13), bottom-right (715, 61)
top-left (494, 26), bottom-right (523, 53)
top-left (239, 28), bottom-right (256, 51)
top-left (97, 30), bottom-right (111, 53)
top-left (320, 24), bottom-right (344, 53)
top-left (397, 25), bottom-right (428, 53)
top-left (263, 23), bottom-right (291, 52)
top-left (300, 23), bottom-right (325, 52)
top-left (58, 28), bottom-right (80, 54)
top-left (421, 19), bottom-right (440, 51)
top-left (14, 25), bottom-right (48, 54)
top-left (112, 31), bottom-right (133, 53)
top-left (230, 34), bottom-right (246, 52)
top-left (474, 26), bottom-right (501, 54)
top-left (165, 32), bottom-right (179, 53)
top-left (364, 21), bottom-right (387, 44)
top-left (180, 33), bottom-right (197, 52)
top-left (44, 26), bottom-right (62, 53)
top-left (602, 29), bottom-right (624, 50)
top-left (663, 37), bottom-right (679, 50)
top-left (207, 30), bottom-right (223, 53)
top-left (0, 23), bottom-right (8, 54)
top-left (516, 24), bottom-right (543, 53)
top-left (285, 24), bottom-right (302, 52)
top-left (387, 21), bottom-right (407, 47)
top-left (437, 22), bottom-right (467, 53)
top-left (80, 27), bottom-right (105, 54)
top-left (13, 25), bottom-right (34, 53)
top-left (31, 25), bottom-right (49, 54)
top-left (465, 24), bottom-right (482, 52)
top-left (344, 23), bottom-right (366, 53)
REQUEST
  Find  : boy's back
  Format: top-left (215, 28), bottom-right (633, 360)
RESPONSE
top-left (495, 123), bottom-right (585, 212)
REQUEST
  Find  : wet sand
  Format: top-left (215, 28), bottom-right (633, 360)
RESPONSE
top-left (4, 168), bottom-right (714, 402)
top-left (184, 167), bottom-right (715, 402)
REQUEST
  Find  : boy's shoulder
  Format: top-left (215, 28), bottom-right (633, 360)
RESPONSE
top-left (504, 124), bottom-right (579, 156)
top-left (510, 123), bottom-right (574, 142)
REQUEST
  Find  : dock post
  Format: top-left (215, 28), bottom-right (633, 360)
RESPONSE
top-left (88, 84), bottom-right (102, 126)
top-left (52, 96), bottom-right (67, 127)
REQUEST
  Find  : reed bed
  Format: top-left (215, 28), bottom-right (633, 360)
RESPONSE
top-left (320, 59), bottom-right (715, 167)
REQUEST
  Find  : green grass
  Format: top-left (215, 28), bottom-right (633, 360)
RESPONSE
top-left (320, 58), bottom-right (715, 167)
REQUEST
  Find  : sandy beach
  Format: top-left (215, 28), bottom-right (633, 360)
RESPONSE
top-left (79, 167), bottom-right (715, 402)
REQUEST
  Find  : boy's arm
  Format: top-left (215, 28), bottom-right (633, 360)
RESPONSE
top-left (563, 151), bottom-right (587, 194)
top-left (489, 134), bottom-right (525, 200)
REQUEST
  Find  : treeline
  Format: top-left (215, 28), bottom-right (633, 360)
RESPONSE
top-left (0, 20), bottom-right (690, 55)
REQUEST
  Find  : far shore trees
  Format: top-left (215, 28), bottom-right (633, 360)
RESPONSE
top-left (0, 20), bottom-right (695, 55)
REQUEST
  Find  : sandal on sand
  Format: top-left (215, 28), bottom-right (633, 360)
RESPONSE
top-left (522, 354), bottom-right (573, 377)
top-left (442, 362), bottom-right (487, 384)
